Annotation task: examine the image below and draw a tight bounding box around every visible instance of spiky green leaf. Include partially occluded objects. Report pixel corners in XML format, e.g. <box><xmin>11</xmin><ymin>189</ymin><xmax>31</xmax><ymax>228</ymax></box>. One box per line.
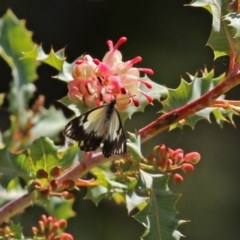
<box><xmin>24</xmin><ymin>45</ymin><xmax>66</xmax><ymax>72</ymax></box>
<box><xmin>187</xmin><ymin>0</ymin><xmax>223</xmax><ymax>31</ymax></box>
<box><xmin>187</xmin><ymin>0</ymin><xmax>240</xmax><ymax>59</ymax></box>
<box><xmin>121</xmin><ymin>76</ymin><xmax>168</xmax><ymax>122</ymax></box>
<box><xmin>134</xmin><ymin>171</ymin><xmax>184</xmax><ymax>240</ymax></box>
<box><xmin>0</xmin><ymin>147</ymin><xmax>31</xmax><ymax>187</ymax></box>
<box><xmin>30</xmin><ymin>106</ymin><xmax>67</xmax><ymax>140</ymax></box>
<box><xmin>42</xmin><ymin>196</ymin><xmax>75</xmax><ymax>220</ymax></box>
<box><xmin>85</xmin><ymin>167</ymin><xmax>127</xmax><ymax>205</ymax></box>
<box><xmin>27</xmin><ymin>137</ymin><xmax>77</xmax><ymax>175</ymax></box>
<box><xmin>162</xmin><ymin>69</ymin><xmax>237</xmax><ymax>128</ymax></box>
<box><xmin>0</xmin><ymin>10</ymin><xmax>37</xmax><ymax>114</ymax></box>
<box><xmin>222</xmin><ymin>12</ymin><xmax>240</xmax><ymax>63</ymax></box>
<box><xmin>0</xmin><ymin>137</ymin><xmax>77</xmax><ymax>188</ymax></box>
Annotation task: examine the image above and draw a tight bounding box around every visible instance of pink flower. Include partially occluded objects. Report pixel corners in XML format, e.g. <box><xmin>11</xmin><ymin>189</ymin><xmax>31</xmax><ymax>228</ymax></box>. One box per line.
<box><xmin>67</xmin><ymin>37</ymin><xmax>153</xmax><ymax>111</ymax></box>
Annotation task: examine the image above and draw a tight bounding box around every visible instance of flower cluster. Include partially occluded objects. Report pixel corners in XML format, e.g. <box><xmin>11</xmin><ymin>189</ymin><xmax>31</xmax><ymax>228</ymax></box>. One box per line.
<box><xmin>148</xmin><ymin>144</ymin><xmax>201</xmax><ymax>183</ymax></box>
<box><xmin>68</xmin><ymin>37</ymin><xmax>153</xmax><ymax>111</ymax></box>
<box><xmin>32</xmin><ymin>214</ymin><xmax>73</xmax><ymax>240</ymax></box>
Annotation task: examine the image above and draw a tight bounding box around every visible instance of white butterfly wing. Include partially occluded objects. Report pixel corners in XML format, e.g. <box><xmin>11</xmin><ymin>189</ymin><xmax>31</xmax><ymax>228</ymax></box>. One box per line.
<box><xmin>102</xmin><ymin>109</ymin><xmax>127</xmax><ymax>157</ymax></box>
<box><xmin>64</xmin><ymin>105</ymin><xmax>107</xmax><ymax>151</ymax></box>
<box><xmin>63</xmin><ymin>102</ymin><xmax>126</xmax><ymax>157</ymax></box>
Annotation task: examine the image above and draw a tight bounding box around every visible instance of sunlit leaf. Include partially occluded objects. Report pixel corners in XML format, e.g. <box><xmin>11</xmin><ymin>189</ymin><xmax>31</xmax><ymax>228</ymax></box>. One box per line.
<box><xmin>162</xmin><ymin>69</ymin><xmax>237</xmax><ymax>128</ymax></box>
<box><xmin>0</xmin><ymin>147</ymin><xmax>32</xmax><ymax>187</ymax></box>
<box><xmin>43</xmin><ymin>196</ymin><xmax>75</xmax><ymax>220</ymax></box>
<box><xmin>85</xmin><ymin>167</ymin><xmax>127</xmax><ymax>205</ymax></box>
<box><xmin>0</xmin><ymin>10</ymin><xmax>37</xmax><ymax>114</ymax></box>
<box><xmin>30</xmin><ymin>106</ymin><xmax>67</xmax><ymax>139</ymax></box>
<box><xmin>187</xmin><ymin>0</ymin><xmax>223</xmax><ymax>31</ymax></box>
<box><xmin>134</xmin><ymin>171</ymin><xmax>184</xmax><ymax>240</ymax></box>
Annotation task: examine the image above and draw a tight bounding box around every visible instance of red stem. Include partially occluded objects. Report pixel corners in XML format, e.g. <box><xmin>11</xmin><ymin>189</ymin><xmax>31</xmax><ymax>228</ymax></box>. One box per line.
<box><xmin>139</xmin><ymin>68</ymin><xmax>240</xmax><ymax>142</ymax></box>
<box><xmin>0</xmin><ymin>152</ymin><xmax>120</xmax><ymax>224</ymax></box>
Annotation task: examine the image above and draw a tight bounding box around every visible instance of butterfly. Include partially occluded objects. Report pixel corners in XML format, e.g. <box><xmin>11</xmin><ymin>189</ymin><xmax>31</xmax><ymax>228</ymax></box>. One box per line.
<box><xmin>63</xmin><ymin>100</ymin><xmax>127</xmax><ymax>158</ymax></box>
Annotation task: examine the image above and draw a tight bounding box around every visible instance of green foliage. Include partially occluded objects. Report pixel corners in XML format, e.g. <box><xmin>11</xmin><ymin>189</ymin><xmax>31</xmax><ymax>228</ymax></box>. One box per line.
<box><xmin>0</xmin><ymin>10</ymin><xmax>67</xmax><ymax>152</ymax></box>
<box><xmin>0</xmin><ymin>147</ymin><xmax>30</xmax><ymax>188</ymax></box>
<box><xmin>0</xmin><ymin>10</ymin><xmax>37</xmax><ymax>114</ymax></box>
<box><xmin>189</xmin><ymin>0</ymin><xmax>240</xmax><ymax>61</ymax></box>
<box><xmin>43</xmin><ymin>196</ymin><xmax>75</xmax><ymax>219</ymax></box>
<box><xmin>85</xmin><ymin>166</ymin><xmax>128</xmax><ymax>205</ymax></box>
<box><xmin>1</xmin><ymin>1</ymin><xmax>239</xmax><ymax>239</ymax></box>
<box><xmin>0</xmin><ymin>137</ymin><xmax>77</xmax><ymax>188</ymax></box>
<box><xmin>0</xmin><ymin>10</ymin><xmax>77</xmax><ymax>235</ymax></box>
<box><xmin>223</xmin><ymin>12</ymin><xmax>240</xmax><ymax>62</ymax></box>
<box><xmin>121</xmin><ymin>75</ymin><xmax>168</xmax><ymax>122</ymax></box>
<box><xmin>187</xmin><ymin>0</ymin><xmax>222</xmax><ymax>31</ymax></box>
<box><xmin>134</xmin><ymin>171</ymin><xmax>184</xmax><ymax>240</ymax></box>
<box><xmin>27</xmin><ymin>137</ymin><xmax>74</xmax><ymax>176</ymax></box>
<box><xmin>162</xmin><ymin>69</ymin><xmax>237</xmax><ymax>129</ymax></box>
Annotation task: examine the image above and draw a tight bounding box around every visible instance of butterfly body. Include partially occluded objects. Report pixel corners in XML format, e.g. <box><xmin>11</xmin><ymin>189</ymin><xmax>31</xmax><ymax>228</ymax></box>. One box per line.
<box><xmin>63</xmin><ymin>100</ymin><xmax>126</xmax><ymax>157</ymax></box>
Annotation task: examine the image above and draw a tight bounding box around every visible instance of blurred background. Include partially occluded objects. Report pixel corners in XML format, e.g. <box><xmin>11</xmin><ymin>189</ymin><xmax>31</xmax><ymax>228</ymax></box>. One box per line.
<box><xmin>0</xmin><ymin>0</ymin><xmax>240</xmax><ymax>239</ymax></box>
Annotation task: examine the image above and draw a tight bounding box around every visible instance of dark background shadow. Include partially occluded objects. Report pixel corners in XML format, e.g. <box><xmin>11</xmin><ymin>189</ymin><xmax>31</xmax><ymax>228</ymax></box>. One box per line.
<box><xmin>0</xmin><ymin>1</ymin><xmax>240</xmax><ymax>239</ymax></box>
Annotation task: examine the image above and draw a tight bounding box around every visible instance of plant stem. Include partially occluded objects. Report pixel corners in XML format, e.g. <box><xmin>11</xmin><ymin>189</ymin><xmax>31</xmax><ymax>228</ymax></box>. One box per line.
<box><xmin>0</xmin><ymin>192</ymin><xmax>35</xmax><ymax>224</ymax></box>
<box><xmin>139</xmin><ymin>68</ymin><xmax>240</xmax><ymax>142</ymax></box>
<box><xmin>0</xmin><ymin>152</ymin><xmax>120</xmax><ymax>225</ymax></box>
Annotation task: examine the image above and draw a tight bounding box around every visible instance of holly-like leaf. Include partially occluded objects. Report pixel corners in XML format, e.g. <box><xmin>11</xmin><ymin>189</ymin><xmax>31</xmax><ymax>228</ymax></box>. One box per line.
<box><xmin>24</xmin><ymin>45</ymin><xmax>66</xmax><ymax>72</ymax></box>
<box><xmin>162</xmin><ymin>69</ymin><xmax>237</xmax><ymax>128</ymax></box>
<box><xmin>24</xmin><ymin>45</ymin><xmax>79</xmax><ymax>82</ymax></box>
<box><xmin>27</xmin><ymin>137</ymin><xmax>77</xmax><ymax>176</ymax></box>
<box><xmin>187</xmin><ymin>0</ymin><xmax>223</xmax><ymax>32</ymax></box>
<box><xmin>0</xmin><ymin>10</ymin><xmax>37</xmax><ymax>114</ymax></box>
<box><xmin>208</xmin><ymin>11</ymin><xmax>240</xmax><ymax>60</ymax></box>
<box><xmin>30</xmin><ymin>106</ymin><xmax>67</xmax><ymax>140</ymax></box>
<box><xmin>187</xmin><ymin>0</ymin><xmax>240</xmax><ymax>60</ymax></box>
<box><xmin>126</xmin><ymin>191</ymin><xmax>148</xmax><ymax>213</ymax></box>
<box><xmin>224</xmin><ymin>12</ymin><xmax>240</xmax><ymax>38</ymax></box>
<box><xmin>127</xmin><ymin>132</ymin><xmax>144</xmax><ymax>162</ymax></box>
<box><xmin>222</xmin><ymin>12</ymin><xmax>240</xmax><ymax>63</ymax></box>
<box><xmin>43</xmin><ymin>196</ymin><xmax>75</xmax><ymax>220</ymax></box>
<box><xmin>0</xmin><ymin>148</ymin><xmax>31</xmax><ymax>188</ymax></box>
<box><xmin>134</xmin><ymin>170</ymin><xmax>184</xmax><ymax>240</ymax></box>
<box><xmin>0</xmin><ymin>137</ymin><xmax>78</xmax><ymax>189</ymax></box>
<box><xmin>120</xmin><ymin>75</ymin><xmax>168</xmax><ymax>122</ymax></box>
<box><xmin>85</xmin><ymin>167</ymin><xmax>127</xmax><ymax>205</ymax></box>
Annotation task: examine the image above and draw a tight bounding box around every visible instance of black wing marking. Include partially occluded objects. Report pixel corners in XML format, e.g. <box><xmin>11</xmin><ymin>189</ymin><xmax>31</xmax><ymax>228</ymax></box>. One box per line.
<box><xmin>63</xmin><ymin>101</ymin><xmax>127</xmax><ymax>157</ymax></box>
<box><xmin>63</xmin><ymin>105</ymin><xmax>107</xmax><ymax>151</ymax></box>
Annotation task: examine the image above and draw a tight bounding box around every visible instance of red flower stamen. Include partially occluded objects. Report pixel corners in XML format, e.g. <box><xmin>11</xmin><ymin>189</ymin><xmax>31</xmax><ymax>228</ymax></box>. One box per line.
<box><xmin>138</xmin><ymin>68</ymin><xmax>154</xmax><ymax>75</ymax></box>
<box><xmin>107</xmin><ymin>36</ymin><xmax>127</xmax><ymax>51</ymax></box>
<box><xmin>138</xmin><ymin>89</ymin><xmax>153</xmax><ymax>103</ymax></box>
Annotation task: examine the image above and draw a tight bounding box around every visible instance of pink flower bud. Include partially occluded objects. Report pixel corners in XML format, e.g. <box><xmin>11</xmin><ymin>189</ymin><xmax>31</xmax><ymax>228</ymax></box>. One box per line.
<box><xmin>38</xmin><ymin>220</ymin><xmax>45</xmax><ymax>233</ymax></box>
<box><xmin>32</xmin><ymin>226</ymin><xmax>38</xmax><ymax>236</ymax></box>
<box><xmin>59</xmin><ymin>233</ymin><xmax>74</xmax><ymax>240</ymax></box>
<box><xmin>181</xmin><ymin>163</ymin><xmax>194</xmax><ymax>173</ymax></box>
<box><xmin>172</xmin><ymin>148</ymin><xmax>184</xmax><ymax>157</ymax></box>
<box><xmin>174</xmin><ymin>152</ymin><xmax>184</xmax><ymax>165</ymax></box>
<box><xmin>51</xmin><ymin>222</ymin><xmax>60</xmax><ymax>232</ymax></box>
<box><xmin>173</xmin><ymin>173</ymin><xmax>184</xmax><ymax>183</ymax></box>
<box><xmin>184</xmin><ymin>152</ymin><xmax>201</xmax><ymax>164</ymax></box>
<box><xmin>58</xmin><ymin>219</ymin><xmax>67</xmax><ymax>229</ymax></box>
<box><xmin>62</xmin><ymin>191</ymin><xmax>74</xmax><ymax>200</ymax></box>
<box><xmin>166</xmin><ymin>159</ymin><xmax>173</xmax><ymax>167</ymax></box>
